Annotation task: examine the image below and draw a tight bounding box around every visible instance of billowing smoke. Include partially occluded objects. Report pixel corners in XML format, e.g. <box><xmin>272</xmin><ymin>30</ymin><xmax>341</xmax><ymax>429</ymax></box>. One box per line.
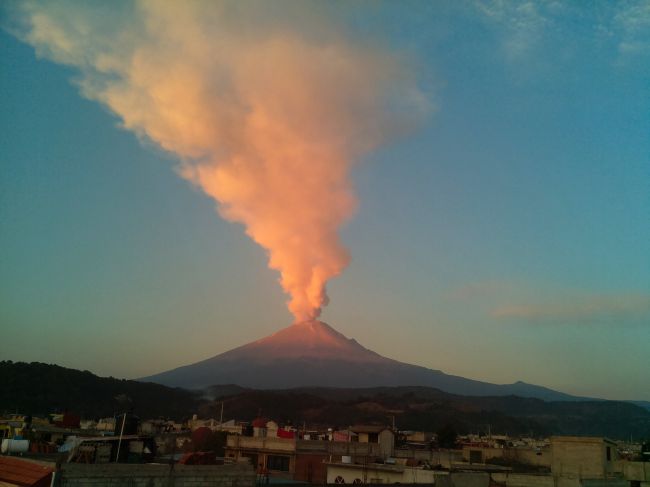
<box><xmin>7</xmin><ymin>1</ymin><xmax>428</xmax><ymax>321</ymax></box>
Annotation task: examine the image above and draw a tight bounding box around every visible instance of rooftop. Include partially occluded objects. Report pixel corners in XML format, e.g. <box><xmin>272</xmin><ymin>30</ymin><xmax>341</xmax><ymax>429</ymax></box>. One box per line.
<box><xmin>0</xmin><ymin>456</ymin><xmax>54</xmax><ymax>487</ymax></box>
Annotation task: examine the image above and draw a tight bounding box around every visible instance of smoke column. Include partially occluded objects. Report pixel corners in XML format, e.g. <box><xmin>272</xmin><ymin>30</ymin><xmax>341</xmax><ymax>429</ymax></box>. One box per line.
<box><xmin>7</xmin><ymin>1</ymin><xmax>428</xmax><ymax>321</ymax></box>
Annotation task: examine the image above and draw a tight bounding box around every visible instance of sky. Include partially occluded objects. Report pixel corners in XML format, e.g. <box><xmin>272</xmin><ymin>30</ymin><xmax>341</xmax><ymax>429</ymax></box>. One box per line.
<box><xmin>1</xmin><ymin>1</ymin><xmax>649</xmax><ymax>401</ymax></box>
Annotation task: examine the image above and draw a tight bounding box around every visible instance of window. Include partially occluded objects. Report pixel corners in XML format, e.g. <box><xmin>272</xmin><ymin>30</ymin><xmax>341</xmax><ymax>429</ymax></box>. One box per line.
<box><xmin>469</xmin><ymin>450</ymin><xmax>482</xmax><ymax>464</ymax></box>
<box><xmin>267</xmin><ymin>455</ymin><xmax>290</xmax><ymax>472</ymax></box>
<box><xmin>606</xmin><ymin>446</ymin><xmax>611</xmax><ymax>461</ymax></box>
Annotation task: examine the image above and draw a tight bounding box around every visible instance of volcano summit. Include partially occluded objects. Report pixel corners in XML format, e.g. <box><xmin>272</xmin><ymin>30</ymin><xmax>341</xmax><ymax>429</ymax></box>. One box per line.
<box><xmin>141</xmin><ymin>321</ymin><xmax>580</xmax><ymax>402</ymax></box>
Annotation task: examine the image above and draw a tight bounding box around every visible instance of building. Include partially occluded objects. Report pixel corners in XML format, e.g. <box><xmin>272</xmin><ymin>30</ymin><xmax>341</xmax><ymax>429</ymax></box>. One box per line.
<box><xmin>326</xmin><ymin>459</ymin><xmax>442</xmax><ymax>484</ymax></box>
<box><xmin>0</xmin><ymin>456</ymin><xmax>54</xmax><ymax>487</ymax></box>
<box><xmin>225</xmin><ymin>433</ymin><xmax>389</xmax><ymax>483</ymax></box>
<box><xmin>63</xmin><ymin>435</ymin><xmax>156</xmax><ymax>464</ymax></box>
<box><xmin>53</xmin><ymin>462</ymin><xmax>255</xmax><ymax>486</ymax></box>
<box><xmin>188</xmin><ymin>415</ymin><xmax>245</xmax><ymax>435</ymax></box>
<box><xmin>349</xmin><ymin>425</ymin><xmax>395</xmax><ymax>459</ymax></box>
<box><xmin>461</xmin><ymin>442</ymin><xmax>551</xmax><ymax>469</ymax></box>
<box><xmin>550</xmin><ymin>436</ymin><xmax>620</xmax><ymax>480</ymax></box>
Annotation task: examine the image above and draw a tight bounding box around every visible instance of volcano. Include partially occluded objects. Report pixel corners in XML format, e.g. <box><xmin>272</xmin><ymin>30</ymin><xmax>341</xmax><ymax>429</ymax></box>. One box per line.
<box><xmin>141</xmin><ymin>320</ymin><xmax>580</xmax><ymax>401</ymax></box>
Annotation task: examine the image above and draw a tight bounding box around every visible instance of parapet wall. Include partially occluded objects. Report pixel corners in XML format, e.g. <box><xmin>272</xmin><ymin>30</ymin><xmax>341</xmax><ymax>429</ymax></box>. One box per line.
<box><xmin>56</xmin><ymin>462</ymin><xmax>255</xmax><ymax>487</ymax></box>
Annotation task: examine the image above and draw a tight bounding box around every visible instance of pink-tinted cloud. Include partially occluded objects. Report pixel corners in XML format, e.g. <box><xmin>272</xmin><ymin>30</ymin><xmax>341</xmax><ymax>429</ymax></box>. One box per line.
<box><xmin>491</xmin><ymin>293</ymin><xmax>650</xmax><ymax>324</ymax></box>
<box><xmin>8</xmin><ymin>0</ymin><xmax>429</xmax><ymax>322</ymax></box>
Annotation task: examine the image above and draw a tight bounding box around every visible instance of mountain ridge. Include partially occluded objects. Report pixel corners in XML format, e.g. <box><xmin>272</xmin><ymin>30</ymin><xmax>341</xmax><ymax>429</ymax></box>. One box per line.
<box><xmin>215</xmin><ymin>320</ymin><xmax>390</xmax><ymax>364</ymax></box>
<box><xmin>3</xmin><ymin>361</ymin><xmax>650</xmax><ymax>438</ymax></box>
<box><xmin>140</xmin><ymin>320</ymin><xmax>597</xmax><ymax>402</ymax></box>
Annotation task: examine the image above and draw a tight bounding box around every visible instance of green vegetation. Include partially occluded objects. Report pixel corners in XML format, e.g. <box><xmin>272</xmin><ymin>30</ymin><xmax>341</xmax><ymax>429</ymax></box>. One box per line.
<box><xmin>436</xmin><ymin>423</ymin><xmax>458</xmax><ymax>448</ymax></box>
<box><xmin>0</xmin><ymin>361</ymin><xmax>200</xmax><ymax>420</ymax></box>
<box><xmin>2</xmin><ymin>362</ymin><xmax>649</xmax><ymax>439</ymax></box>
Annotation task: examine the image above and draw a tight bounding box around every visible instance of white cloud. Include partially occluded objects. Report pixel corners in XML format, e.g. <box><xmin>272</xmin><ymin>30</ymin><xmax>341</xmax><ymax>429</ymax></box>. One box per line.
<box><xmin>5</xmin><ymin>0</ymin><xmax>429</xmax><ymax>322</ymax></box>
<box><xmin>473</xmin><ymin>0</ymin><xmax>650</xmax><ymax>63</ymax></box>
<box><xmin>614</xmin><ymin>0</ymin><xmax>650</xmax><ymax>56</ymax></box>
<box><xmin>473</xmin><ymin>0</ymin><xmax>553</xmax><ymax>61</ymax></box>
<box><xmin>491</xmin><ymin>293</ymin><xmax>650</xmax><ymax>325</ymax></box>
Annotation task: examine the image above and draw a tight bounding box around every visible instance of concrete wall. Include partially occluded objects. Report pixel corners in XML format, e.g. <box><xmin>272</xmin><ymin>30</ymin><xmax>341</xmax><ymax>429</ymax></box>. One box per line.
<box><xmin>327</xmin><ymin>465</ymin><xmax>650</xmax><ymax>487</ymax></box>
<box><xmin>622</xmin><ymin>461</ymin><xmax>650</xmax><ymax>482</ymax></box>
<box><xmin>227</xmin><ymin>436</ymin><xmax>380</xmax><ymax>457</ymax></box>
<box><xmin>394</xmin><ymin>448</ymin><xmax>464</xmax><ymax>468</ymax></box>
<box><xmin>327</xmin><ymin>464</ymin><xmax>480</xmax><ymax>485</ymax></box>
<box><xmin>228</xmin><ymin>436</ymin><xmax>296</xmax><ymax>453</ymax></box>
<box><xmin>405</xmin><ymin>432</ymin><xmax>431</xmax><ymax>443</ymax></box>
<box><xmin>513</xmin><ymin>448</ymin><xmax>552</xmax><ymax>468</ymax></box>
<box><xmin>378</xmin><ymin>430</ymin><xmax>395</xmax><ymax>459</ymax></box>
<box><xmin>581</xmin><ymin>480</ymin><xmax>632</xmax><ymax>487</ymax></box>
<box><xmin>462</xmin><ymin>446</ymin><xmax>551</xmax><ymax>468</ymax></box>
<box><xmin>450</xmin><ymin>472</ymin><xmax>489</xmax><ymax>487</ymax></box>
<box><xmin>551</xmin><ymin>438</ymin><xmax>610</xmax><ymax>479</ymax></box>
<box><xmin>556</xmin><ymin>474</ymin><xmax>582</xmax><ymax>487</ymax></box>
<box><xmin>226</xmin><ymin>436</ymin><xmax>380</xmax><ymax>465</ymax></box>
<box><xmin>326</xmin><ymin>463</ymin><xmax>412</xmax><ymax>484</ymax></box>
<box><xmin>297</xmin><ymin>439</ymin><xmax>379</xmax><ymax>457</ymax></box>
<box><xmin>325</xmin><ymin>464</ymin><xmax>650</xmax><ymax>487</ymax></box>
<box><xmin>56</xmin><ymin>463</ymin><xmax>255</xmax><ymax>487</ymax></box>
<box><xmin>225</xmin><ymin>435</ymin><xmax>385</xmax><ymax>482</ymax></box>
<box><xmin>491</xmin><ymin>473</ymin><xmax>555</xmax><ymax>487</ymax></box>
<box><xmin>462</xmin><ymin>447</ymin><xmax>502</xmax><ymax>463</ymax></box>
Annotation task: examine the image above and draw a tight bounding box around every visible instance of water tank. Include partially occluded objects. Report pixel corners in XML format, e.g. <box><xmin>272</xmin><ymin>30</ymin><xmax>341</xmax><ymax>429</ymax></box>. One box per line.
<box><xmin>342</xmin><ymin>455</ymin><xmax>352</xmax><ymax>464</ymax></box>
<box><xmin>1</xmin><ymin>439</ymin><xmax>29</xmax><ymax>454</ymax></box>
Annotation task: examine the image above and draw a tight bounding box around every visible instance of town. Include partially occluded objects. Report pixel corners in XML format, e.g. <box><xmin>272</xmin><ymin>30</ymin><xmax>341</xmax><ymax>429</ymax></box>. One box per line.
<box><xmin>1</xmin><ymin>411</ymin><xmax>649</xmax><ymax>487</ymax></box>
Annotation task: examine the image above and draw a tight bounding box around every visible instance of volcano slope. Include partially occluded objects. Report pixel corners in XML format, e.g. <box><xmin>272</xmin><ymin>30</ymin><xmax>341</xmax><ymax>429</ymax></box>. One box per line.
<box><xmin>141</xmin><ymin>320</ymin><xmax>582</xmax><ymax>402</ymax></box>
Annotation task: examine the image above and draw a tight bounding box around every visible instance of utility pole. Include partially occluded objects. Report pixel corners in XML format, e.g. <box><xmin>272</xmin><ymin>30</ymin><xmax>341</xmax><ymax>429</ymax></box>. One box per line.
<box><xmin>115</xmin><ymin>413</ymin><xmax>127</xmax><ymax>463</ymax></box>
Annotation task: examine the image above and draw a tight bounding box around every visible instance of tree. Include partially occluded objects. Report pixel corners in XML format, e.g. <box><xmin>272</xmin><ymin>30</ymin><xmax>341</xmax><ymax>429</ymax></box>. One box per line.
<box><xmin>191</xmin><ymin>428</ymin><xmax>227</xmax><ymax>455</ymax></box>
<box><xmin>640</xmin><ymin>440</ymin><xmax>650</xmax><ymax>462</ymax></box>
<box><xmin>436</xmin><ymin>423</ymin><xmax>458</xmax><ymax>449</ymax></box>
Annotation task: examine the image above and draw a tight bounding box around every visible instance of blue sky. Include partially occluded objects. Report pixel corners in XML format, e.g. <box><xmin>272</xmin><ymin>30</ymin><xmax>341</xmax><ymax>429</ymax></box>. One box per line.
<box><xmin>1</xmin><ymin>1</ymin><xmax>649</xmax><ymax>400</ymax></box>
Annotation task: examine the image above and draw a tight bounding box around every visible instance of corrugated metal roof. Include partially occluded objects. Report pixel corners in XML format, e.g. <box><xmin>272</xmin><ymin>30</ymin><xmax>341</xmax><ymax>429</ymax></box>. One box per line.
<box><xmin>0</xmin><ymin>457</ymin><xmax>54</xmax><ymax>487</ymax></box>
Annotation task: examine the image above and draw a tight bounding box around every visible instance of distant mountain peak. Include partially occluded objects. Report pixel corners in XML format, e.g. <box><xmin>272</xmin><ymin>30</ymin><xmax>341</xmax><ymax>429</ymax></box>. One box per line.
<box><xmin>140</xmin><ymin>320</ymin><xmax>586</xmax><ymax>402</ymax></box>
<box><xmin>261</xmin><ymin>320</ymin><xmax>356</xmax><ymax>346</ymax></box>
<box><xmin>228</xmin><ymin>320</ymin><xmax>387</xmax><ymax>363</ymax></box>
<box><xmin>263</xmin><ymin>319</ymin><xmax>345</xmax><ymax>342</ymax></box>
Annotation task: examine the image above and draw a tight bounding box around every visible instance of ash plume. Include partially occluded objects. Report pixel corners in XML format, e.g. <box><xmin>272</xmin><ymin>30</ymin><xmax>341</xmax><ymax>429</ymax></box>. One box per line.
<box><xmin>7</xmin><ymin>1</ymin><xmax>428</xmax><ymax>321</ymax></box>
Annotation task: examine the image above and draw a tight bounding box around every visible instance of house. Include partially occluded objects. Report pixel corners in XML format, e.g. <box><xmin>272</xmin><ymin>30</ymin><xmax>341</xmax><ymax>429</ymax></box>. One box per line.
<box><xmin>0</xmin><ymin>456</ymin><xmax>54</xmax><ymax>487</ymax></box>
<box><xmin>349</xmin><ymin>425</ymin><xmax>395</xmax><ymax>459</ymax></box>
<box><xmin>326</xmin><ymin>459</ymin><xmax>442</xmax><ymax>484</ymax></box>
<box><xmin>550</xmin><ymin>436</ymin><xmax>620</xmax><ymax>479</ymax></box>
<box><xmin>461</xmin><ymin>442</ymin><xmax>551</xmax><ymax>469</ymax></box>
<box><xmin>64</xmin><ymin>435</ymin><xmax>156</xmax><ymax>464</ymax></box>
<box><xmin>225</xmin><ymin>433</ymin><xmax>385</xmax><ymax>483</ymax></box>
<box><xmin>187</xmin><ymin>416</ymin><xmax>245</xmax><ymax>435</ymax></box>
